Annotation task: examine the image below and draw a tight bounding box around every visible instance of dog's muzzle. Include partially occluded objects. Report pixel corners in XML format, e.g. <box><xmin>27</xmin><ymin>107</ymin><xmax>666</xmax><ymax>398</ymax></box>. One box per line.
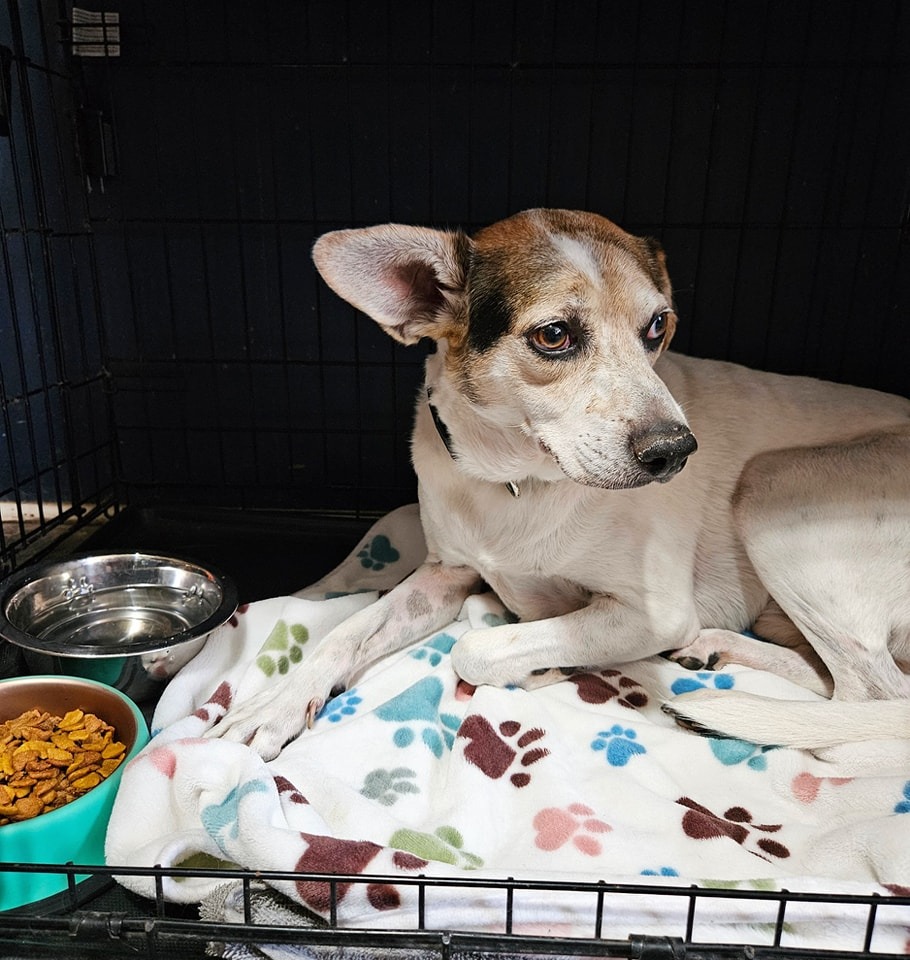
<box><xmin>630</xmin><ymin>422</ymin><xmax>698</xmax><ymax>482</ymax></box>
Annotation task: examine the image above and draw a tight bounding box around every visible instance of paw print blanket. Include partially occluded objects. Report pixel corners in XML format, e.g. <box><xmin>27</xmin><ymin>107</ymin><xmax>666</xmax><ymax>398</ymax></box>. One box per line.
<box><xmin>106</xmin><ymin>505</ymin><xmax>910</xmax><ymax>951</ymax></box>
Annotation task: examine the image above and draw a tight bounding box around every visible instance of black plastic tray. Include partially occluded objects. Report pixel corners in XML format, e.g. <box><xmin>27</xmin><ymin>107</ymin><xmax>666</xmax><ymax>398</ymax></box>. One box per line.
<box><xmin>81</xmin><ymin>505</ymin><xmax>377</xmax><ymax>604</ymax></box>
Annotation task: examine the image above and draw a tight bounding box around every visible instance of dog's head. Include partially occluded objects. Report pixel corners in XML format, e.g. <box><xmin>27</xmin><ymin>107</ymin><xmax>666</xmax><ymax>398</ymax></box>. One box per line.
<box><xmin>313</xmin><ymin>209</ymin><xmax>696</xmax><ymax>490</ymax></box>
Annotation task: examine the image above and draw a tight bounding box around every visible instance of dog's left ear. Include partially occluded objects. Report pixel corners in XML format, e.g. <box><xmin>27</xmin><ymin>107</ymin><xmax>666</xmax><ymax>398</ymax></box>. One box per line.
<box><xmin>641</xmin><ymin>237</ymin><xmax>673</xmax><ymax>305</ymax></box>
<box><xmin>312</xmin><ymin>225</ymin><xmax>471</xmax><ymax>344</ymax></box>
<box><xmin>640</xmin><ymin>237</ymin><xmax>677</xmax><ymax>350</ymax></box>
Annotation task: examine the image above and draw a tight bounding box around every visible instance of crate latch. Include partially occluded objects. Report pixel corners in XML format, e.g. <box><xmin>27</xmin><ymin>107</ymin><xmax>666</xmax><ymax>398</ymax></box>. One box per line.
<box><xmin>71</xmin><ymin>8</ymin><xmax>120</xmax><ymax>58</ymax></box>
<box><xmin>68</xmin><ymin>910</ymin><xmax>129</xmax><ymax>940</ymax></box>
<box><xmin>628</xmin><ymin>934</ymin><xmax>688</xmax><ymax>960</ymax></box>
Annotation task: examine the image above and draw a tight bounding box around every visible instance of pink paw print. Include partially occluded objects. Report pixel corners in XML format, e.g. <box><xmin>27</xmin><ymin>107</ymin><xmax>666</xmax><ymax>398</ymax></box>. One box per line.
<box><xmin>533</xmin><ymin>803</ymin><xmax>611</xmax><ymax>856</ymax></box>
<box><xmin>791</xmin><ymin>772</ymin><xmax>852</xmax><ymax>802</ymax></box>
<box><xmin>455</xmin><ymin>679</ymin><xmax>477</xmax><ymax>701</ymax></box>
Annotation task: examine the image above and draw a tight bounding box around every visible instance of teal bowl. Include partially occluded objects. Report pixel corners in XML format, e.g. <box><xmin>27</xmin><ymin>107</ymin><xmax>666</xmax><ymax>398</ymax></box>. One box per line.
<box><xmin>0</xmin><ymin>675</ymin><xmax>149</xmax><ymax>912</ymax></box>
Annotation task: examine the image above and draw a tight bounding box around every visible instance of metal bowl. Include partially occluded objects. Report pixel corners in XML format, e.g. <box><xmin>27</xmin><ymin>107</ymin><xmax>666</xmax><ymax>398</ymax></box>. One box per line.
<box><xmin>0</xmin><ymin>675</ymin><xmax>150</xmax><ymax>911</ymax></box>
<box><xmin>0</xmin><ymin>553</ymin><xmax>238</xmax><ymax>702</ymax></box>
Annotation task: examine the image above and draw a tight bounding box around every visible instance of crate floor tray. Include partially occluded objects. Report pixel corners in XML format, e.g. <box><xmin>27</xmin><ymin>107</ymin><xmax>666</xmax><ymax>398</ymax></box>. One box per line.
<box><xmin>83</xmin><ymin>506</ymin><xmax>375</xmax><ymax>603</ymax></box>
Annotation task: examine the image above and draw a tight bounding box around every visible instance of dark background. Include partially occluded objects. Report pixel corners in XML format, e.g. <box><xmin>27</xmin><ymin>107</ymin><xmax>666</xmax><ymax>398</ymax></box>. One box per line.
<box><xmin>2</xmin><ymin>0</ymin><xmax>909</xmax><ymax>574</ymax></box>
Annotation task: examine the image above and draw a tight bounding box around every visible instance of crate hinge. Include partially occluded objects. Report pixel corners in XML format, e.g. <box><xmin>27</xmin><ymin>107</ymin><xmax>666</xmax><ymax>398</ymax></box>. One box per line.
<box><xmin>67</xmin><ymin>910</ymin><xmax>129</xmax><ymax>940</ymax></box>
<box><xmin>629</xmin><ymin>934</ymin><xmax>688</xmax><ymax>960</ymax></box>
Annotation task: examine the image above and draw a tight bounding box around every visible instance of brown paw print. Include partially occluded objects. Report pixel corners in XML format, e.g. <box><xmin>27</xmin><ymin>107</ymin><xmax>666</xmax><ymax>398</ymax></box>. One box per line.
<box><xmin>193</xmin><ymin>680</ymin><xmax>233</xmax><ymax>723</ymax></box>
<box><xmin>274</xmin><ymin>774</ymin><xmax>308</xmax><ymax>805</ymax></box>
<box><xmin>228</xmin><ymin>603</ymin><xmax>250</xmax><ymax>628</ymax></box>
<box><xmin>568</xmin><ymin>669</ymin><xmax>649</xmax><ymax>709</ymax></box>
<box><xmin>296</xmin><ymin>834</ymin><xmax>403</xmax><ymax>913</ymax></box>
<box><xmin>678</xmin><ymin>796</ymin><xmax>790</xmax><ymax>862</ymax></box>
<box><xmin>457</xmin><ymin>715</ymin><xmax>549</xmax><ymax>787</ymax></box>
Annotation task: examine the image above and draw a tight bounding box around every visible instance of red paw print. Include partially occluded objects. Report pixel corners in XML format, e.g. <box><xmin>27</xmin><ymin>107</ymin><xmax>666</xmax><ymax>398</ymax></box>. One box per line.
<box><xmin>568</xmin><ymin>670</ymin><xmax>649</xmax><ymax>709</ymax></box>
<box><xmin>458</xmin><ymin>716</ymin><xmax>549</xmax><ymax>787</ymax></box>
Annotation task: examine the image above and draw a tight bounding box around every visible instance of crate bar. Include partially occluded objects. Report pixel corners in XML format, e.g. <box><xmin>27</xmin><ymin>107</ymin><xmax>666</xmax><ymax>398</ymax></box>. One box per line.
<box><xmin>773</xmin><ymin>890</ymin><xmax>788</xmax><ymax>948</ymax></box>
<box><xmin>2</xmin><ymin>915</ymin><xmax>909</xmax><ymax>960</ymax></box>
<box><xmin>4</xmin><ymin>860</ymin><xmax>909</xmax><ymax>905</ymax></box>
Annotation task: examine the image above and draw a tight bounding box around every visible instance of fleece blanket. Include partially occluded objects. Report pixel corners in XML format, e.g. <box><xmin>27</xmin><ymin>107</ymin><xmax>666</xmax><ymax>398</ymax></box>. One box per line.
<box><xmin>106</xmin><ymin>505</ymin><xmax>910</xmax><ymax>952</ymax></box>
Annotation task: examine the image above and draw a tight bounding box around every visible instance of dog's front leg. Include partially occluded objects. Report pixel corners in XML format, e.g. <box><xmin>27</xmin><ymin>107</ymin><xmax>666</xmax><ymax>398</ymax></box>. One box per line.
<box><xmin>451</xmin><ymin>594</ymin><xmax>696</xmax><ymax>688</ymax></box>
<box><xmin>208</xmin><ymin>561</ymin><xmax>482</xmax><ymax>759</ymax></box>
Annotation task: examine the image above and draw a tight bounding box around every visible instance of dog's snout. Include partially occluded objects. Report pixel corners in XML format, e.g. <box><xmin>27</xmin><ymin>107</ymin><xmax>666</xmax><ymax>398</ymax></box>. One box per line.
<box><xmin>631</xmin><ymin>422</ymin><xmax>697</xmax><ymax>481</ymax></box>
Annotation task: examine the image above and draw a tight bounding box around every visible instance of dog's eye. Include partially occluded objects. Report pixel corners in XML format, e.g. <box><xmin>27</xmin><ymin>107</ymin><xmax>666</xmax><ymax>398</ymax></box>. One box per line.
<box><xmin>528</xmin><ymin>322</ymin><xmax>574</xmax><ymax>355</ymax></box>
<box><xmin>644</xmin><ymin>311</ymin><xmax>670</xmax><ymax>347</ymax></box>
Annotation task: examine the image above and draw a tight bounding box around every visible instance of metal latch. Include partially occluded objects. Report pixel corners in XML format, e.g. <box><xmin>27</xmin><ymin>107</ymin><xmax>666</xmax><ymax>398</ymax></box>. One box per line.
<box><xmin>71</xmin><ymin>8</ymin><xmax>120</xmax><ymax>58</ymax></box>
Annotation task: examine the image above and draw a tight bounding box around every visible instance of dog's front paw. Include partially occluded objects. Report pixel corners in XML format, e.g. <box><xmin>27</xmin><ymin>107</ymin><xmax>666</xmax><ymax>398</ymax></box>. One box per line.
<box><xmin>451</xmin><ymin>627</ymin><xmax>520</xmax><ymax>687</ymax></box>
<box><xmin>205</xmin><ymin>678</ymin><xmax>326</xmax><ymax>760</ymax></box>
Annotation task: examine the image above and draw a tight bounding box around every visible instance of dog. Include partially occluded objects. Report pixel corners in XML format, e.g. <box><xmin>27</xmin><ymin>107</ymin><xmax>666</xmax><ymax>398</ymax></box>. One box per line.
<box><xmin>209</xmin><ymin>209</ymin><xmax>910</xmax><ymax>765</ymax></box>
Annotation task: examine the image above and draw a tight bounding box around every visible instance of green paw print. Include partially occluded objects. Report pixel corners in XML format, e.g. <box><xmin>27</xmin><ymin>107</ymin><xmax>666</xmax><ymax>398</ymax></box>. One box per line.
<box><xmin>704</xmin><ymin>877</ymin><xmax>780</xmax><ymax>892</ymax></box>
<box><xmin>360</xmin><ymin>767</ymin><xmax>420</xmax><ymax>806</ymax></box>
<box><xmin>358</xmin><ymin>534</ymin><xmax>400</xmax><ymax>571</ymax></box>
<box><xmin>256</xmin><ymin>619</ymin><xmax>309</xmax><ymax>677</ymax></box>
<box><xmin>482</xmin><ymin>609</ymin><xmax>519</xmax><ymax>628</ymax></box>
<box><xmin>389</xmin><ymin>825</ymin><xmax>483</xmax><ymax>869</ymax></box>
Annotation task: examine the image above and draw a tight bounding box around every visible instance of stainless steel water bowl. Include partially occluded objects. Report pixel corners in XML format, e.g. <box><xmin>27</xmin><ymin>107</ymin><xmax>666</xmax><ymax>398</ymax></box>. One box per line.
<box><xmin>0</xmin><ymin>554</ymin><xmax>238</xmax><ymax>700</ymax></box>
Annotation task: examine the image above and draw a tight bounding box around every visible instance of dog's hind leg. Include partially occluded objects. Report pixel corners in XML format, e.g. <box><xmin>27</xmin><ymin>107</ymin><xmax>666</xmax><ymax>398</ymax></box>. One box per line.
<box><xmin>733</xmin><ymin>426</ymin><xmax>910</xmax><ymax>704</ymax></box>
<box><xmin>667</xmin><ymin>625</ymin><xmax>833</xmax><ymax>697</ymax></box>
<box><xmin>667</xmin><ymin>427</ymin><xmax>910</xmax><ymax>752</ymax></box>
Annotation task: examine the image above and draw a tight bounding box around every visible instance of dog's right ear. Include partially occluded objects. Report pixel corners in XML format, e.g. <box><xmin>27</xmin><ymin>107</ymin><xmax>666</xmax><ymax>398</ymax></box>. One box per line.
<box><xmin>312</xmin><ymin>225</ymin><xmax>471</xmax><ymax>345</ymax></box>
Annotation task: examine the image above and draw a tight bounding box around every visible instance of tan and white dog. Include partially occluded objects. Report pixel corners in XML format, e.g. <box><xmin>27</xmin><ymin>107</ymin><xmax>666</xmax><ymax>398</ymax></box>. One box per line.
<box><xmin>211</xmin><ymin>209</ymin><xmax>910</xmax><ymax>765</ymax></box>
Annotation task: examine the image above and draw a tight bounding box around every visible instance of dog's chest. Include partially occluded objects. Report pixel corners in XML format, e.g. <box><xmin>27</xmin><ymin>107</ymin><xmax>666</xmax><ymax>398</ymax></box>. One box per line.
<box><xmin>420</xmin><ymin>479</ymin><xmax>643</xmax><ymax>620</ymax></box>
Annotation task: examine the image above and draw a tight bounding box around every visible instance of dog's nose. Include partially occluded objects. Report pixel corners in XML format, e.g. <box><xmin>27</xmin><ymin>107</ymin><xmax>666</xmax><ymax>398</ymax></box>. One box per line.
<box><xmin>631</xmin><ymin>422</ymin><xmax>697</xmax><ymax>481</ymax></box>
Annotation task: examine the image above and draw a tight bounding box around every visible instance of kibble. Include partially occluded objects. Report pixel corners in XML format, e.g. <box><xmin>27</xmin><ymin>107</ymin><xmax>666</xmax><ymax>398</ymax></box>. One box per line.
<box><xmin>0</xmin><ymin>707</ymin><xmax>126</xmax><ymax>825</ymax></box>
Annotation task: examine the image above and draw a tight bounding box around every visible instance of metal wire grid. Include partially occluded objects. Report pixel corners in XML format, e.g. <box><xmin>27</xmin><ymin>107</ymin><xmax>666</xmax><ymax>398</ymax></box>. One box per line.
<box><xmin>80</xmin><ymin>0</ymin><xmax>910</xmax><ymax>521</ymax></box>
<box><xmin>0</xmin><ymin>0</ymin><xmax>119</xmax><ymax>575</ymax></box>
<box><xmin>0</xmin><ymin>0</ymin><xmax>908</xmax><ymax>561</ymax></box>
<box><xmin>1</xmin><ymin>862</ymin><xmax>908</xmax><ymax>960</ymax></box>
<box><xmin>0</xmin><ymin>6</ymin><xmax>909</xmax><ymax>947</ymax></box>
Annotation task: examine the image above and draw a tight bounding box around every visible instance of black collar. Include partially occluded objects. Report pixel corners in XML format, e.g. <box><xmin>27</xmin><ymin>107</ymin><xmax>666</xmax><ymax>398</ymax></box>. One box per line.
<box><xmin>427</xmin><ymin>389</ymin><xmax>456</xmax><ymax>460</ymax></box>
<box><xmin>425</xmin><ymin>387</ymin><xmax>520</xmax><ymax>498</ymax></box>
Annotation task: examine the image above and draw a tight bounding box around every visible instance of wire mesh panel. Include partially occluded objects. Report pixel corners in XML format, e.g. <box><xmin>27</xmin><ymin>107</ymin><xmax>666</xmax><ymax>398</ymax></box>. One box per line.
<box><xmin>0</xmin><ymin>0</ymin><xmax>117</xmax><ymax>575</ymax></box>
<box><xmin>73</xmin><ymin>0</ymin><xmax>909</xmax><ymax>518</ymax></box>
<box><xmin>0</xmin><ymin>3</ymin><xmax>909</xmax><ymax>955</ymax></box>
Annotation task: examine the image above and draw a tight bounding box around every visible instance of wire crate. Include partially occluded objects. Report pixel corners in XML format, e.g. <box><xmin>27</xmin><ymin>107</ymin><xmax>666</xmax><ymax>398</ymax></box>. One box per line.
<box><xmin>1</xmin><ymin>862</ymin><xmax>909</xmax><ymax>960</ymax></box>
<box><xmin>1</xmin><ymin>0</ymin><xmax>909</xmax><ymax>956</ymax></box>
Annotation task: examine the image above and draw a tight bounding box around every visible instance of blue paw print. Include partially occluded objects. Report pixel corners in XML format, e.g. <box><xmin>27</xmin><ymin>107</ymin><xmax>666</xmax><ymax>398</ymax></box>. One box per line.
<box><xmin>394</xmin><ymin>716</ymin><xmax>461</xmax><ymax>757</ymax></box>
<box><xmin>670</xmin><ymin>671</ymin><xmax>735</xmax><ymax>696</ymax></box>
<box><xmin>358</xmin><ymin>534</ymin><xmax>400</xmax><ymax>571</ymax></box>
<box><xmin>709</xmin><ymin>737</ymin><xmax>776</xmax><ymax>771</ymax></box>
<box><xmin>318</xmin><ymin>688</ymin><xmax>363</xmax><ymax>723</ymax></box>
<box><xmin>591</xmin><ymin>725</ymin><xmax>646</xmax><ymax>767</ymax></box>
<box><xmin>201</xmin><ymin>779</ymin><xmax>270</xmax><ymax>844</ymax></box>
<box><xmin>375</xmin><ymin>676</ymin><xmax>461</xmax><ymax>758</ymax></box>
<box><xmin>641</xmin><ymin>866</ymin><xmax>679</xmax><ymax>877</ymax></box>
<box><xmin>411</xmin><ymin>632</ymin><xmax>457</xmax><ymax>667</ymax></box>
<box><xmin>895</xmin><ymin>782</ymin><xmax>910</xmax><ymax>814</ymax></box>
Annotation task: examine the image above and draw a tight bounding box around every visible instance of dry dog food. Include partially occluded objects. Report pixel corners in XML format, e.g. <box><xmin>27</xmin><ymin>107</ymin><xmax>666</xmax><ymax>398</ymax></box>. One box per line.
<box><xmin>0</xmin><ymin>707</ymin><xmax>126</xmax><ymax>824</ymax></box>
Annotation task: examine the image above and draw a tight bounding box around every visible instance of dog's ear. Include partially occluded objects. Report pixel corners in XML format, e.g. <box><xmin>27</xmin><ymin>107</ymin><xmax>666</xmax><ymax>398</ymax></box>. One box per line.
<box><xmin>640</xmin><ymin>237</ymin><xmax>673</xmax><ymax>304</ymax></box>
<box><xmin>640</xmin><ymin>237</ymin><xmax>677</xmax><ymax>351</ymax></box>
<box><xmin>312</xmin><ymin>225</ymin><xmax>471</xmax><ymax>344</ymax></box>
